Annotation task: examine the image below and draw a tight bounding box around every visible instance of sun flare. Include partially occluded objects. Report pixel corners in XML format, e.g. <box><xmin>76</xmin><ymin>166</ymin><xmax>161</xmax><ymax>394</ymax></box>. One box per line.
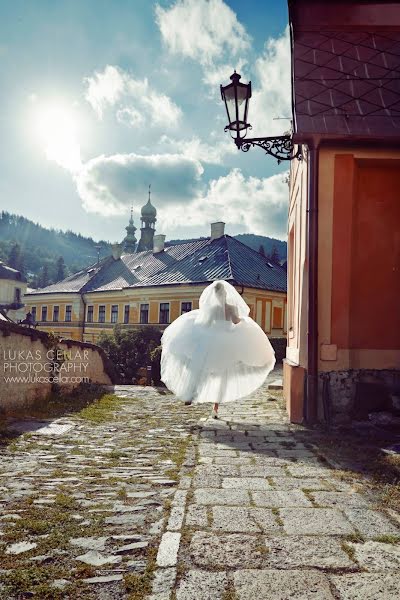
<box><xmin>33</xmin><ymin>104</ymin><xmax>82</xmax><ymax>173</ymax></box>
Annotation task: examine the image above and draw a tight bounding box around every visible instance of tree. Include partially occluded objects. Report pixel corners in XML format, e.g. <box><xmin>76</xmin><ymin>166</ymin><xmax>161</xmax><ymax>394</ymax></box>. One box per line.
<box><xmin>55</xmin><ymin>256</ymin><xmax>66</xmax><ymax>282</ymax></box>
<box><xmin>259</xmin><ymin>244</ymin><xmax>266</xmax><ymax>257</ymax></box>
<box><xmin>8</xmin><ymin>242</ymin><xmax>23</xmax><ymax>272</ymax></box>
<box><xmin>39</xmin><ymin>264</ymin><xmax>49</xmax><ymax>288</ymax></box>
<box><xmin>269</xmin><ymin>244</ymin><xmax>280</xmax><ymax>265</ymax></box>
<box><xmin>98</xmin><ymin>325</ymin><xmax>162</xmax><ymax>384</ymax></box>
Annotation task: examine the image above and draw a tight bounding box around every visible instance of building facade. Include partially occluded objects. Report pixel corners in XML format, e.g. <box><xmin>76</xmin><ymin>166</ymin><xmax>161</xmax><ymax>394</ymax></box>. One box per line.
<box><xmin>25</xmin><ymin>222</ymin><xmax>287</xmax><ymax>344</ymax></box>
<box><xmin>285</xmin><ymin>0</ymin><xmax>400</xmax><ymax>423</ymax></box>
<box><xmin>0</xmin><ymin>261</ymin><xmax>27</xmax><ymax>322</ymax></box>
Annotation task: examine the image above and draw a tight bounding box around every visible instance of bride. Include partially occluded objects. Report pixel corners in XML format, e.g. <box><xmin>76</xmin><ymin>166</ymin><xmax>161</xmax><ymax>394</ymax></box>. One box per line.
<box><xmin>160</xmin><ymin>280</ymin><xmax>276</xmax><ymax>418</ymax></box>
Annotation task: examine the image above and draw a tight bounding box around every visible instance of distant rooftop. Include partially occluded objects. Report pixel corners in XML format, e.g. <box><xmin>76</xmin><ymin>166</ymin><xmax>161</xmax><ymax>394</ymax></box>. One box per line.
<box><xmin>0</xmin><ymin>261</ymin><xmax>26</xmax><ymax>283</ymax></box>
<box><xmin>26</xmin><ymin>235</ymin><xmax>287</xmax><ymax>296</ymax></box>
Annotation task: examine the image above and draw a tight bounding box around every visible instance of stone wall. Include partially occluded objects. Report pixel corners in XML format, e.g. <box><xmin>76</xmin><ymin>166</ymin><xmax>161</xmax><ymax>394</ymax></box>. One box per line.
<box><xmin>0</xmin><ymin>320</ymin><xmax>115</xmax><ymax>413</ymax></box>
<box><xmin>319</xmin><ymin>369</ymin><xmax>400</xmax><ymax>424</ymax></box>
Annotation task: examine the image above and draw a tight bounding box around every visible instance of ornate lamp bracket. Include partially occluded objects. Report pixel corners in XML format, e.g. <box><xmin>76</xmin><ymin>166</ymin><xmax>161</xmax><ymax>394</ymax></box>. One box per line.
<box><xmin>233</xmin><ymin>134</ymin><xmax>302</xmax><ymax>164</ymax></box>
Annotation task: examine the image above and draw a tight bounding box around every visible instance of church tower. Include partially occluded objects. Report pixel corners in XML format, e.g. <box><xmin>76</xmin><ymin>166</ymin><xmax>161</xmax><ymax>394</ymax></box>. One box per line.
<box><xmin>137</xmin><ymin>185</ymin><xmax>157</xmax><ymax>252</ymax></box>
<box><xmin>123</xmin><ymin>206</ymin><xmax>137</xmax><ymax>253</ymax></box>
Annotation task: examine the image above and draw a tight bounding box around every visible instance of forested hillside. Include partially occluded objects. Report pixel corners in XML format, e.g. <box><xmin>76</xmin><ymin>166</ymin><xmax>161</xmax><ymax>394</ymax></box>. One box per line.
<box><xmin>0</xmin><ymin>212</ymin><xmax>287</xmax><ymax>287</ymax></box>
<box><xmin>0</xmin><ymin>212</ymin><xmax>110</xmax><ymax>287</ymax></box>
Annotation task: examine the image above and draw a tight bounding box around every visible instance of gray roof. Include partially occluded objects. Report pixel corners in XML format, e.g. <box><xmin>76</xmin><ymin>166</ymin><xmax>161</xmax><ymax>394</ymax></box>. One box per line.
<box><xmin>26</xmin><ymin>235</ymin><xmax>287</xmax><ymax>296</ymax></box>
<box><xmin>0</xmin><ymin>261</ymin><xmax>26</xmax><ymax>283</ymax></box>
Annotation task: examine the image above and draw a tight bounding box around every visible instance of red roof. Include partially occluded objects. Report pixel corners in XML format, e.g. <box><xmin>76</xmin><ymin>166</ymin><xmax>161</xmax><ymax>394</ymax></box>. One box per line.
<box><xmin>289</xmin><ymin>1</ymin><xmax>400</xmax><ymax>139</ymax></box>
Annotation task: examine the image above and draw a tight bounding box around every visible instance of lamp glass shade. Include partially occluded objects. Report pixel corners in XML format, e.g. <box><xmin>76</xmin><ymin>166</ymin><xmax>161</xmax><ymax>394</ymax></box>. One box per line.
<box><xmin>220</xmin><ymin>72</ymin><xmax>251</xmax><ymax>138</ymax></box>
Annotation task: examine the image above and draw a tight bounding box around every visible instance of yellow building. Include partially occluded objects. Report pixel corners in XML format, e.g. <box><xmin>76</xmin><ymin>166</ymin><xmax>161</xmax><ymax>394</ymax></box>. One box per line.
<box><xmin>25</xmin><ymin>216</ymin><xmax>287</xmax><ymax>343</ymax></box>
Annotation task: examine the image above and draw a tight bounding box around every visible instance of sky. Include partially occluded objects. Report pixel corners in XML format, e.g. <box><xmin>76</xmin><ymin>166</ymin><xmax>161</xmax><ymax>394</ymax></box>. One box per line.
<box><xmin>0</xmin><ymin>0</ymin><xmax>292</xmax><ymax>244</ymax></box>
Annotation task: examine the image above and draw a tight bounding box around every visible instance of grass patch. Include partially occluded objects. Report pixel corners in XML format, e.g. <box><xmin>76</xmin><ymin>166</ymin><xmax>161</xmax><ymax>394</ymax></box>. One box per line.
<box><xmin>341</xmin><ymin>542</ymin><xmax>356</xmax><ymax>562</ymax></box>
<box><xmin>271</xmin><ymin>508</ymin><xmax>283</xmax><ymax>526</ymax></box>
<box><xmin>77</xmin><ymin>394</ymin><xmax>127</xmax><ymax>423</ymax></box>
<box><xmin>222</xmin><ymin>584</ymin><xmax>239</xmax><ymax>600</ymax></box>
<box><xmin>1</xmin><ymin>565</ymin><xmax>64</xmax><ymax>597</ymax></box>
<box><xmin>124</xmin><ymin>545</ymin><xmax>157</xmax><ymax>600</ymax></box>
<box><xmin>373</xmin><ymin>534</ymin><xmax>400</xmax><ymax>544</ymax></box>
<box><xmin>344</xmin><ymin>532</ymin><xmax>365</xmax><ymax>544</ymax></box>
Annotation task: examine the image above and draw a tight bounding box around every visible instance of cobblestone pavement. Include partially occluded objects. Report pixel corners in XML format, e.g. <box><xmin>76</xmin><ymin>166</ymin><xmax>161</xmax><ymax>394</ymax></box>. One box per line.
<box><xmin>1</xmin><ymin>369</ymin><xmax>400</xmax><ymax>599</ymax></box>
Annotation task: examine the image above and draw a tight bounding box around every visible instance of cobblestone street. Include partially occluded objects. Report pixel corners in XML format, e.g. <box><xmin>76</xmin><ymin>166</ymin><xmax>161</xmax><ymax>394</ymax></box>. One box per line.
<box><xmin>1</xmin><ymin>373</ymin><xmax>400</xmax><ymax>599</ymax></box>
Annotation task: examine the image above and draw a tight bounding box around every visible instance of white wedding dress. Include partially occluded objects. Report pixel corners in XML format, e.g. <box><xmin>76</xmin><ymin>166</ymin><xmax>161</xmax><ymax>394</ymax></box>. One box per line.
<box><xmin>161</xmin><ymin>280</ymin><xmax>276</xmax><ymax>404</ymax></box>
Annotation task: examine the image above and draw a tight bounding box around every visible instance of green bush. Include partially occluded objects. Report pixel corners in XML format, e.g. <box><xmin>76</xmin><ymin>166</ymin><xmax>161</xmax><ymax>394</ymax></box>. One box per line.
<box><xmin>97</xmin><ymin>325</ymin><xmax>162</xmax><ymax>384</ymax></box>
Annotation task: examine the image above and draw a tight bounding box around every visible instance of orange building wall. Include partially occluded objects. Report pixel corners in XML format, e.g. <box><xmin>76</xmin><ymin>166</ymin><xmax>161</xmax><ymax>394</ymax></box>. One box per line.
<box><xmin>331</xmin><ymin>155</ymin><xmax>400</xmax><ymax>353</ymax></box>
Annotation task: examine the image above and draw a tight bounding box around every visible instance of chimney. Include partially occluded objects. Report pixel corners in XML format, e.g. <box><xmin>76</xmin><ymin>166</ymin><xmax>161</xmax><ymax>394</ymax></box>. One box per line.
<box><xmin>211</xmin><ymin>222</ymin><xmax>225</xmax><ymax>240</ymax></box>
<box><xmin>153</xmin><ymin>234</ymin><xmax>166</xmax><ymax>253</ymax></box>
<box><xmin>111</xmin><ymin>243</ymin><xmax>123</xmax><ymax>260</ymax></box>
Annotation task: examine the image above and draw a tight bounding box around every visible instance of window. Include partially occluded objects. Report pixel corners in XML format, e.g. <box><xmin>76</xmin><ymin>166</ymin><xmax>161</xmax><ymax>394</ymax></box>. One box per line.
<box><xmin>87</xmin><ymin>305</ymin><xmax>94</xmax><ymax>323</ymax></box>
<box><xmin>41</xmin><ymin>306</ymin><xmax>47</xmax><ymax>322</ymax></box>
<box><xmin>124</xmin><ymin>305</ymin><xmax>130</xmax><ymax>324</ymax></box>
<box><xmin>98</xmin><ymin>305</ymin><xmax>106</xmax><ymax>323</ymax></box>
<box><xmin>111</xmin><ymin>305</ymin><xmax>118</xmax><ymax>323</ymax></box>
<box><xmin>181</xmin><ymin>301</ymin><xmax>192</xmax><ymax>314</ymax></box>
<box><xmin>65</xmin><ymin>305</ymin><xmax>72</xmax><ymax>322</ymax></box>
<box><xmin>273</xmin><ymin>306</ymin><xmax>283</xmax><ymax>329</ymax></box>
<box><xmin>53</xmin><ymin>306</ymin><xmax>59</xmax><ymax>322</ymax></box>
<box><xmin>160</xmin><ymin>302</ymin><xmax>170</xmax><ymax>324</ymax></box>
<box><xmin>140</xmin><ymin>303</ymin><xmax>149</xmax><ymax>324</ymax></box>
<box><xmin>14</xmin><ymin>288</ymin><xmax>21</xmax><ymax>303</ymax></box>
<box><xmin>31</xmin><ymin>307</ymin><xmax>37</xmax><ymax>322</ymax></box>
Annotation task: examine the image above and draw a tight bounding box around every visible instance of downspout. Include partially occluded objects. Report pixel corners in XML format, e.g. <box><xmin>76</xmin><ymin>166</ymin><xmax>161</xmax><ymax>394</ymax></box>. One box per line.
<box><xmin>306</xmin><ymin>138</ymin><xmax>319</xmax><ymax>423</ymax></box>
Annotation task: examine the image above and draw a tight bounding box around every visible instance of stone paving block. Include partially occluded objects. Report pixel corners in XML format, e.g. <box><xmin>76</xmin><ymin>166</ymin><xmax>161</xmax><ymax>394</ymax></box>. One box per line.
<box><xmin>185</xmin><ymin>505</ymin><xmax>209</xmax><ymax>528</ymax></box>
<box><xmin>343</xmin><ymin>508</ymin><xmax>400</xmax><ymax>537</ymax></box>
<box><xmin>234</xmin><ymin>569</ymin><xmax>335</xmax><ymax>600</ymax></box>
<box><xmin>349</xmin><ymin>540</ymin><xmax>400</xmax><ymax>571</ymax></box>
<box><xmin>212</xmin><ymin>506</ymin><xmax>261</xmax><ymax>533</ymax></box>
<box><xmin>252</xmin><ymin>490</ymin><xmax>312</xmax><ymax>508</ymax></box>
<box><xmin>330</xmin><ymin>572</ymin><xmax>400</xmax><ymax>599</ymax></box>
<box><xmin>239</xmin><ymin>466</ymin><xmax>286</xmax><ymax>477</ymax></box>
<box><xmin>286</xmin><ymin>465</ymin><xmax>334</xmax><ymax>478</ymax></box>
<box><xmin>265</xmin><ymin>535</ymin><xmax>355</xmax><ymax>569</ymax></box>
<box><xmin>150</xmin><ymin>567</ymin><xmax>176</xmax><ymax>597</ymax></box>
<box><xmin>222</xmin><ymin>477</ymin><xmax>272</xmax><ymax>491</ymax></box>
<box><xmin>189</xmin><ymin>532</ymin><xmax>265</xmax><ymax>568</ymax></box>
<box><xmin>214</xmin><ymin>457</ymin><xmax>253</xmax><ymax>465</ymax></box>
<box><xmin>193</xmin><ymin>488</ymin><xmax>250</xmax><ymax>506</ymax></box>
<box><xmin>195</xmin><ymin>465</ymin><xmax>239</xmax><ymax>477</ymax></box>
<box><xmin>167</xmin><ymin>506</ymin><xmax>185</xmax><ymax>531</ymax></box>
<box><xmin>311</xmin><ymin>491</ymin><xmax>370</xmax><ymax>510</ymax></box>
<box><xmin>192</xmin><ymin>474</ymin><xmax>221</xmax><ymax>488</ymax></box>
<box><xmin>281</xmin><ymin>508</ymin><xmax>355</xmax><ymax>535</ymax></box>
<box><xmin>157</xmin><ymin>532</ymin><xmax>181</xmax><ymax>567</ymax></box>
<box><xmin>250</xmin><ymin>508</ymin><xmax>282</xmax><ymax>532</ymax></box>
<box><xmin>272</xmin><ymin>477</ymin><xmax>332</xmax><ymax>490</ymax></box>
<box><xmin>176</xmin><ymin>569</ymin><xmax>228</xmax><ymax>600</ymax></box>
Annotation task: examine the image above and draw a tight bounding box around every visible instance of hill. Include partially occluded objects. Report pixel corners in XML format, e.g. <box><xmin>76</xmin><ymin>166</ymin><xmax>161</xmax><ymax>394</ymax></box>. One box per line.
<box><xmin>0</xmin><ymin>212</ymin><xmax>287</xmax><ymax>286</ymax></box>
<box><xmin>0</xmin><ymin>212</ymin><xmax>111</xmax><ymax>287</ymax></box>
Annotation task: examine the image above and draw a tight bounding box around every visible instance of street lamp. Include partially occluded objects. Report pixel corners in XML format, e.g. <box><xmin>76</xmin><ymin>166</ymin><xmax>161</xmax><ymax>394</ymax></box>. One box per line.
<box><xmin>220</xmin><ymin>71</ymin><xmax>302</xmax><ymax>163</ymax></box>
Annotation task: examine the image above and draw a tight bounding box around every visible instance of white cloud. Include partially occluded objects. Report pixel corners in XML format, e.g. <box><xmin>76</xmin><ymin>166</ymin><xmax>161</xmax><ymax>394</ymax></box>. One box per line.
<box><xmin>249</xmin><ymin>27</ymin><xmax>292</xmax><ymax>136</ymax></box>
<box><xmin>75</xmin><ymin>152</ymin><xmax>204</xmax><ymax>216</ymax></box>
<box><xmin>84</xmin><ymin>65</ymin><xmax>182</xmax><ymax>128</ymax></box>
<box><xmin>159</xmin><ymin>134</ymin><xmax>236</xmax><ymax>165</ymax></box>
<box><xmin>159</xmin><ymin>168</ymin><xmax>289</xmax><ymax>239</ymax></box>
<box><xmin>155</xmin><ymin>0</ymin><xmax>250</xmax><ymax>66</ymax></box>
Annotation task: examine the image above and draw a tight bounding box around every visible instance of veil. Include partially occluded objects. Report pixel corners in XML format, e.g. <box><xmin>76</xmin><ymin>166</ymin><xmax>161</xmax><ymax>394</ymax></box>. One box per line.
<box><xmin>196</xmin><ymin>280</ymin><xmax>250</xmax><ymax>326</ymax></box>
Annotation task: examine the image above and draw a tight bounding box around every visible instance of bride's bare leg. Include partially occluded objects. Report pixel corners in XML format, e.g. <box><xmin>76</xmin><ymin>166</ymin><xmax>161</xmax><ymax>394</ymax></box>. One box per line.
<box><xmin>214</xmin><ymin>403</ymin><xmax>219</xmax><ymax>412</ymax></box>
<box><xmin>212</xmin><ymin>402</ymin><xmax>219</xmax><ymax>419</ymax></box>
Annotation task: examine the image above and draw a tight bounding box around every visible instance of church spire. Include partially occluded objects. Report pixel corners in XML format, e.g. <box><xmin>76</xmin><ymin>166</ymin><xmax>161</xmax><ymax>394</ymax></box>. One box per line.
<box><xmin>123</xmin><ymin>204</ymin><xmax>137</xmax><ymax>253</ymax></box>
<box><xmin>137</xmin><ymin>185</ymin><xmax>157</xmax><ymax>252</ymax></box>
